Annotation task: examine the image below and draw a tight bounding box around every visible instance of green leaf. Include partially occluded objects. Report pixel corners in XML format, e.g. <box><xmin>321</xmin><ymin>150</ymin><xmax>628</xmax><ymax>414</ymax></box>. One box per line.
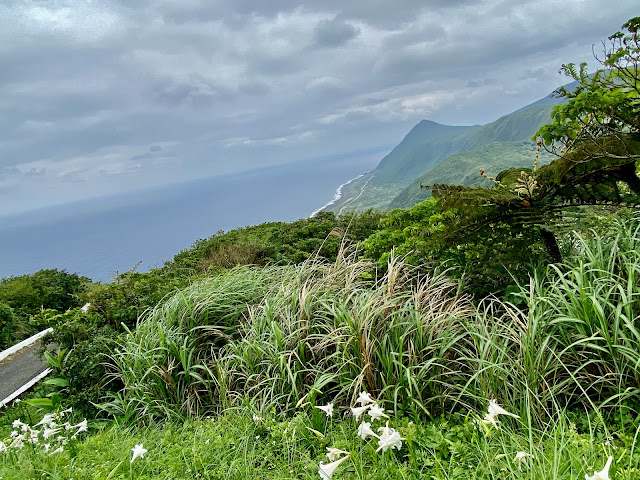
<box><xmin>44</xmin><ymin>377</ymin><xmax>69</xmax><ymax>387</ymax></box>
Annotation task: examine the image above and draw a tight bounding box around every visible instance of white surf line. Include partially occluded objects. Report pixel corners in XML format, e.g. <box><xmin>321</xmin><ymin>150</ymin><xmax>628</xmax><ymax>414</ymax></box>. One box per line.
<box><xmin>0</xmin><ymin>328</ymin><xmax>53</xmax><ymax>363</ymax></box>
<box><xmin>309</xmin><ymin>171</ymin><xmax>371</xmax><ymax>217</ymax></box>
<box><xmin>338</xmin><ymin>173</ymin><xmax>375</xmax><ymax>215</ymax></box>
<box><xmin>0</xmin><ymin>368</ymin><xmax>52</xmax><ymax>409</ymax></box>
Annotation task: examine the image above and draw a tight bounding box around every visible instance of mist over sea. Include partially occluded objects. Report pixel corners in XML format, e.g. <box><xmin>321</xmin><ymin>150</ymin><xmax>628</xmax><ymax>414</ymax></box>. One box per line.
<box><xmin>0</xmin><ymin>157</ymin><xmax>378</xmax><ymax>282</ymax></box>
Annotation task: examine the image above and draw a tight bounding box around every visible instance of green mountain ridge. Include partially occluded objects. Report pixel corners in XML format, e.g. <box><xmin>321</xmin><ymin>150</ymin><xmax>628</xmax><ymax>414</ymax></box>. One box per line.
<box><xmin>389</xmin><ymin>140</ymin><xmax>555</xmax><ymax>209</ymax></box>
<box><xmin>330</xmin><ymin>88</ymin><xmax>567</xmax><ymax>213</ymax></box>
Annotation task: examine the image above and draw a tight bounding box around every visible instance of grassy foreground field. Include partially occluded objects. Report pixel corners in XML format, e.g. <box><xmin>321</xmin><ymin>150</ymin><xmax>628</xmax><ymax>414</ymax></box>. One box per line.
<box><xmin>1</xmin><ymin>401</ymin><xmax>638</xmax><ymax>479</ymax></box>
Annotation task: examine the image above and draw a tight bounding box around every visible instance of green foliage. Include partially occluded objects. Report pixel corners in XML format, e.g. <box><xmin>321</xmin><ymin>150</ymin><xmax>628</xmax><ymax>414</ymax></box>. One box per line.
<box><xmin>169</xmin><ymin>210</ymin><xmax>384</xmax><ymax>273</ymax></box>
<box><xmin>0</xmin><ymin>403</ymin><xmax>638</xmax><ymax>479</ymax></box>
<box><xmin>0</xmin><ymin>269</ymin><xmax>92</xmax><ymax>348</ymax></box>
<box><xmin>0</xmin><ymin>269</ymin><xmax>91</xmax><ymax>318</ymax></box>
<box><xmin>0</xmin><ymin>301</ymin><xmax>16</xmax><ymax>350</ymax></box>
<box><xmin>390</xmin><ymin>140</ymin><xmax>555</xmax><ymax>209</ymax></box>
<box><xmin>361</xmin><ymin>197</ymin><xmax>546</xmax><ymax>298</ymax></box>
<box><xmin>536</xmin><ymin>17</ymin><xmax>640</xmax><ymax>163</ymax></box>
<box><xmin>87</xmin><ymin>270</ymin><xmax>187</xmax><ymax>329</ymax></box>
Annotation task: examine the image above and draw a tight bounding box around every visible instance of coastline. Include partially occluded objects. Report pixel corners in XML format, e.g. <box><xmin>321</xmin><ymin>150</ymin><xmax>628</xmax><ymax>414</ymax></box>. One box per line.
<box><xmin>310</xmin><ymin>171</ymin><xmax>373</xmax><ymax>217</ymax></box>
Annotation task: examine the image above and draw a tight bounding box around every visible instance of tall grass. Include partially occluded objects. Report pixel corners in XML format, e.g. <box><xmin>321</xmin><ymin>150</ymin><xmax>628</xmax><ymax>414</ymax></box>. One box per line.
<box><xmin>106</xmin><ymin>216</ymin><xmax>640</xmax><ymax>425</ymax></box>
<box><xmin>106</xmin><ymin>251</ymin><xmax>471</xmax><ymax>422</ymax></box>
<box><xmin>450</xmin><ymin>216</ymin><xmax>640</xmax><ymax>420</ymax></box>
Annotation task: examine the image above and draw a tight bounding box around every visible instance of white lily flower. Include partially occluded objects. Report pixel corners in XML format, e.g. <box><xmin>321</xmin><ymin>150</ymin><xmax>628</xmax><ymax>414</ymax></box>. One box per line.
<box><xmin>74</xmin><ymin>419</ymin><xmax>88</xmax><ymax>434</ymax></box>
<box><xmin>315</xmin><ymin>403</ymin><xmax>334</xmax><ymax>418</ymax></box>
<box><xmin>35</xmin><ymin>414</ymin><xmax>58</xmax><ymax>427</ymax></box>
<box><xmin>130</xmin><ymin>444</ymin><xmax>148</xmax><ymax>463</ymax></box>
<box><xmin>585</xmin><ymin>455</ymin><xmax>613</xmax><ymax>480</ymax></box>
<box><xmin>356</xmin><ymin>391</ymin><xmax>375</xmax><ymax>406</ymax></box>
<box><xmin>81</xmin><ymin>303</ymin><xmax>90</xmax><ymax>313</ymax></box>
<box><xmin>476</xmin><ymin>413</ymin><xmax>499</xmax><ymax>428</ymax></box>
<box><xmin>43</xmin><ymin>427</ymin><xmax>61</xmax><ymax>439</ymax></box>
<box><xmin>49</xmin><ymin>446</ymin><xmax>64</xmax><ymax>455</ymax></box>
<box><xmin>12</xmin><ymin>419</ymin><xmax>25</xmax><ymax>429</ymax></box>
<box><xmin>318</xmin><ymin>454</ymin><xmax>350</xmax><ymax>480</ymax></box>
<box><xmin>0</xmin><ymin>441</ymin><xmax>6</xmax><ymax>453</ymax></box>
<box><xmin>367</xmin><ymin>404</ymin><xmax>389</xmax><ymax>421</ymax></box>
<box><xmin>10</xmin><ymin>430</ymin><xmax>18</xmax><ymax>438</ymax></box>
<box><xmin>376</xmin><ymin>421</ymin><xmax>405</xmax><ymax>452</ymax></box>
<box><xmin>326</xmin><ymin>447</ymin><xmax>350</xmax><ymax>462</ymax></box>
<box><xmin>350</xmin><ymin>404</ymin><xmax>371</xmax><ymax>420</ymax></box>
<box><xmin>9</xmin><ymin>435</ymin><xmax>24</xmax><ymax>449</ymax></box>
<box><xmin>488</xmin><ymin>400</ymin><xmax>519</xmax><ymax>419</ymax></box>
<box><xmin>357</xmin><ymin>421</ymin><xmax>379</xmax><ymax>440</ymax></box>
<box><xmin>514</xmin><ymin>451</ymin><xmax>533</xmax><ymax>470</ymax></box>
<box><xmin>43</xmin><ymin>443</ymin><xmax>51</xmax><ymax>453</ymax></box>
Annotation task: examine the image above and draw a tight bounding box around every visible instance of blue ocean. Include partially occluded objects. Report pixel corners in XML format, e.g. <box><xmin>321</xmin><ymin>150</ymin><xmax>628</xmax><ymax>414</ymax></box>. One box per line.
<box><xmin>0</xmin><ymin>157</ymin><xmax>378</xmax><ymax>282</ymax></box>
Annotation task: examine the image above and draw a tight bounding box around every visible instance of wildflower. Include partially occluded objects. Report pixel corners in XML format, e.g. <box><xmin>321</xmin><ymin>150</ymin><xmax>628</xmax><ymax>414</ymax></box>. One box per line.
<box><xmin>476</xmin><ymin>413</ymin><xmax>499</xmax><ymax>428</ymax></box>
<box><xmin>130</xmin><ymin>444</ymin><xmax>148</xmax><ymax>463</ymax></box>
<box><xmin>318</xmin><ymin>454</ymin><xmax>350</xmax><ymax>480</ymax></box>
<box><xmin>514</xmin><ymin>451</ymin><xmax>532</xmax><ymax>470</ymax></box>
<box><xmin>12</xmin><ymin>419</ymin><xmax>25</xmax><ymax>430</ymax></box>
<box><xmin>43</xmin><ymin>427</ymin><xmax>61</xmax><ymax>439</ymax></box>
<box><xmin>357</xmin><ymin>421</ymin><xmax>379</xmax><ymax>440</ymax></box>
<box><xmin>367</xmin><ymin>404</ymin><xmax>389</xmax><ymax>422</ymax></box>
<box><xmin>73</xmin><ymin>419</ymin><xmax>88</xmax><ymax>434</ymax></box>
<box><xmin>356</xmin><ymin>391</ymin><xmax>375</xmax><ymax>406</ymax></box>
<box><xmin>9</xmin><ymin>435</ymin><xmax>24</xmax><ymax>449</ymax></box>
<box><xmin>252</xmin><ymin>414</ymin><xmax>263</xmax><ymax>422</ymax></box>
<box><xmin>10</xmin><ymin>431</ymin><xmax>18</xmax><ymax>438</ymax></box>
<box><xmin>0</xmin><ymin>442</ymin><xmax>6</xmax><ymax>453</ymax></box>
<box><xmin>35</xmin><ymin>414</ymin><xmax>58</xmax><ymax>427</ymax></box>
<box><xmin>49</xmin><ymin>446</ymin><xmax>64</xmax><ymax>455</ymax></box>
<box><xmin>43</xmin><ymin>443</ymin><xmax>51</xmax><ymax>453</ymax></box>
<box><xmin>585</xmin><ymin>456</ymin><xmax>613</xmax><ymax>480</ymax></box>
<box><xmin>315</xmin><ymin>403</ymin><xmax>334</xmax><ymax>418</ymax></box>
<box><xmin>488</xmin><ymin>400</ymin><xmax>519</xmax><ymax>419</ymax></box>
<box><xmin>376</xmin><ymin>422</ymin><xmax>405</xmax><ymax>452</ymax></box>
<box><xmin>326</xmin><ymin>447</ymin><xmax>350</xmax><ymax>462</ymax></box>
<box><xmin>350</xmin><ymin>404</ymin><xmax>371</xmax><ymax>421</ymax></box>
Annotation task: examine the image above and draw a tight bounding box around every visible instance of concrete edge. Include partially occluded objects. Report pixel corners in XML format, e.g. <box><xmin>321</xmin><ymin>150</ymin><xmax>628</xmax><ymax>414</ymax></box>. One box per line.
<box><xmin>0</xmin><ymin>368</ymin><xmax>52</xmax><ymax>409</ymax></box>
<box><xmin>0</xmin><ymin>328</ymin><xmax>54</xmax><ymax>363</ymax></box>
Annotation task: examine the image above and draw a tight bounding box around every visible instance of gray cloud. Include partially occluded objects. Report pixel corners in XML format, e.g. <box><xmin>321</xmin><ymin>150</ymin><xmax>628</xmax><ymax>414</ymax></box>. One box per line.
<box><xmin>312</xmin><ymin>18</ymin><xmax>360</xmax><ymax>48</ymax></box>
<box><xmin>0</xmin><ymin>0</ymin><xmax>638</xmax><ymax>214</ymax></box>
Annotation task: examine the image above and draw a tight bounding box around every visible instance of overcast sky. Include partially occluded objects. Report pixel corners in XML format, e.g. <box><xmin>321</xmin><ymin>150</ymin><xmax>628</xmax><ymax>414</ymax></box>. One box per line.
<box><xmin>0</xmin><ymin>0</ymin><xmax>637</xmax><ymax>214</ymax></box>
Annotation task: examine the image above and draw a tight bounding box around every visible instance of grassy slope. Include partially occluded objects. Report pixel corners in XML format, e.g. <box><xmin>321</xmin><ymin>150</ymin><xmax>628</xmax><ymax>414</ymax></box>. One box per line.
<box><xmin>334</xmin><ymin>104</ymin><xmax>558</xmax><ymax>212</ymax></box>
<box><xmin>389</xmin><ymin>140</ymin><xmax>555</xmax><ymax>209</ymax></box>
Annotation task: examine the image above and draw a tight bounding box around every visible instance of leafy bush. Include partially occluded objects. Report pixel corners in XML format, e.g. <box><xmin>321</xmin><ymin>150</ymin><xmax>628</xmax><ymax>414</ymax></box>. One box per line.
<box><xmin>0</xmin><ymin>269</ymin><xmax>91</xmax><ymax>319</ymax></box>
<box><xmin>0</xmin><ymin>301</ymin><xmax>17</xmax><ymax>350</ymax></box>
